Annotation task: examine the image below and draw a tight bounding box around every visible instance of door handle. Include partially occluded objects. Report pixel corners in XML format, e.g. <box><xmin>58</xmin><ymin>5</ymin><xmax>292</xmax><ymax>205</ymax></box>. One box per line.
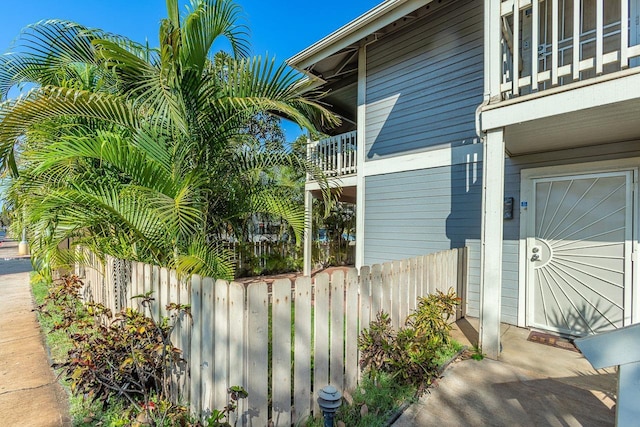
<box><xmin>531</xmin><ymin>254</ymin><xmax>540</xmax><ymax>261</ymax></box>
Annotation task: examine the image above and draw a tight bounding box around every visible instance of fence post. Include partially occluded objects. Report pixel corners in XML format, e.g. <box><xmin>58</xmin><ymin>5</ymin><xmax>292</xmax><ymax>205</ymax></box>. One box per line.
<box><xmin>246</xmin><ymin>282</ymin><xmax>269</xmax><ymax>426</ymax></box>
<box><xmin>330</xmin><ymin>270</ymin><xmax>345</xmax><ymax>390</ymax></box>
<box><xmin>344</xmin><ymin>268</ymin><xmax>359</xmax><ymax>391</ymax></box>
<box><xmin>314</xmin><ymin>273</ymin><xmax>331</xmax><ymax>415</ymax></box>
<box><xmin>294</xmin><ymin>276</ymin><xmax>313</xmax><ymax>424</ymax></box>
<box><xmin>272</xmin><ymin>279</ymin><xmax>293</xmax><ymax>426</ymax></box>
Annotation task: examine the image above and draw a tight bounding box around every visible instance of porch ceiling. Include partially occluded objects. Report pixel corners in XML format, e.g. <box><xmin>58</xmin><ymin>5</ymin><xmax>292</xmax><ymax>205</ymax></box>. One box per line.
<box><xmin>482</xmin><ymin>70</ymin><xmax>640</xmax><ymax>156</ymax></box>
<box><xmin>505</xmin><ymin>98</ymin><xmax>640</xmax><ymax>156</ymax></box>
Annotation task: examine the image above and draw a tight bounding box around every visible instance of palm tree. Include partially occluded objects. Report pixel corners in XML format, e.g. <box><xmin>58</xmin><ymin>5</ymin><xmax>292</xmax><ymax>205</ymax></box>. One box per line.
<box><xmin>0</xmin><ymin>0</ymin><xmax>336</xmax><ymax>279</ymax></box>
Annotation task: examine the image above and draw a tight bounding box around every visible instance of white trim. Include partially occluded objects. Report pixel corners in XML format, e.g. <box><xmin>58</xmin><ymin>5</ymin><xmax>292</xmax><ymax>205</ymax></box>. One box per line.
<box><xmin>305</xmin><ymin>175</ymin><xmax>357</xmax><ymax>192</ymax></box>
<box><xmin>479</xmin><ymin>129</ymin><xmax>505</xmax><ymax>359</ymax></box>
<box><xmin>517</xmin><ymin>236</ymin><xmax>527</xmax><ymax>327</ymax></box>
<box><xmin>303</xmin><ymin>190</ymin><xmax>313</xmax><ymax>277</ymax></box>
<box><xmin>355</xmin><ymin>45</ymin><xmax>367</xmax><ymax>271</ymax></box>
<box><xmin>634</xmin><ymin>169</ymin><xmax>639</xmax><ymax>325</ymax></box>
<box><xmin>362</xmin><ymin>143</ymin><xmax>483</xmax><ymax>177</ymax></box>
<box><xmin>520</xmin><ymin>158</ymin><xmax>640</xmax><ymax>181</ymax></box>
<box><xmin>482</xmin><ymin>69</ymin><xmax>640</xmax><ymax>130</ymax></box>
<box><xmin>287</xmin><ymin>0</ymin><xmax>433</xmax><ymax>70</ymax></box>
<box><xmin>519</xmin><ymin>158</ymin><xmax>640</xmax><ymax>333</ymax></box>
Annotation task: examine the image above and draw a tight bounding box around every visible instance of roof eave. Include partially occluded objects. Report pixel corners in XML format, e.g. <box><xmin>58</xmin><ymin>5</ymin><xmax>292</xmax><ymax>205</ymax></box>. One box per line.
<box><xmin>287</xmin><ymin>0</ymin><xmax>433</xmax><ymax>71</ymax></box>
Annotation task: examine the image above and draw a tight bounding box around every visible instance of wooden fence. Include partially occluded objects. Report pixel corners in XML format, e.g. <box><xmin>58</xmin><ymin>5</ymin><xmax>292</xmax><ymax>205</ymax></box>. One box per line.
<box><xmin>80</xmin><ymin>247</ymin><xmax>468</xmax><ymax>426</ymax></box>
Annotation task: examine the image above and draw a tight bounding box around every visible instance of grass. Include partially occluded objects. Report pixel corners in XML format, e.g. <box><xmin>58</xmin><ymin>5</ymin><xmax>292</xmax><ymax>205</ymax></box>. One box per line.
<box><xmin>304</xmin><ymin>372</ymin><xmax>416</xmax><ymax>427</ymax></box>
<box><xmin>304</xmin><ymin>339</ymin><xmax>464</xmax><ymax>427</ymax></box>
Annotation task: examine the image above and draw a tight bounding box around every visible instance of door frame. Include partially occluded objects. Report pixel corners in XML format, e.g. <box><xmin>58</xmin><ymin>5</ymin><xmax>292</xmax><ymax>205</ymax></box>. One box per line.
<box><xmin>519</xmin><ymin>158</ymin><xmax>640</xmax><ymax>331</ymax></box>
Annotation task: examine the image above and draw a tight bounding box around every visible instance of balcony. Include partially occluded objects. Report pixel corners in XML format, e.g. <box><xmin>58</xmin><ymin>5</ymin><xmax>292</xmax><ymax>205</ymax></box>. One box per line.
<box><xmin>482</xmin><ymin>0</ymin><xmax>640</xmax><ymax>155</ymax></box>
<box><xmin>308</xmin><ymin>131</ymin><xmax>357</xmax><ymax>178</ymax></box>
<box><xmin>500</xmin><ymin>0</ymin><xmax>640</xmax><ymax>99</ymax></box>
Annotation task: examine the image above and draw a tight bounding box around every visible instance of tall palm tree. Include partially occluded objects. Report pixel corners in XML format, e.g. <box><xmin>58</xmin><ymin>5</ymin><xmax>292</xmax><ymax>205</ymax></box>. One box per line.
<box><xmin>0</xmin><ymin>0</ymin><xmax>336</xmax><ymax>279</ymax></box>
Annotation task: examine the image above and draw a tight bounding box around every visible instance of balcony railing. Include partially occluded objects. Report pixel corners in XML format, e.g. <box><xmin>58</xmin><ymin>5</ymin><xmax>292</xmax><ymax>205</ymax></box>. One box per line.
<box><xmin>309</xmin><ymin>131</ymin><xmax>357</xmax><ymax>178</ymax></box>
<box><xmin>500</xmin><ymin>0</ymin><xmax>640</xmax><ymax>99</ymax></box>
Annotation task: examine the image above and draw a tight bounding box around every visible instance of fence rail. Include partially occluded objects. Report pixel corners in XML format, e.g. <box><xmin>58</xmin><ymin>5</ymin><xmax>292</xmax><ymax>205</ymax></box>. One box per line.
<box><xmin>500</xmin><ymin>0</ymin><xmax>640</xmax><ymax>99</ymax></box>
<box><xmin>80</xmin><ymin>247</ymin><xmax>468</xmax><ymax>425</ymax></box>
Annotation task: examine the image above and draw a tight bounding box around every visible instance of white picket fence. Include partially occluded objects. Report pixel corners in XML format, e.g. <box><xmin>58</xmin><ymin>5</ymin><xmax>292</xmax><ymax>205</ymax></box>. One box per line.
<box><xmin>80</xmin><ymin>247</ymin><xmax>468</xmax><ymax>426</ymax></box>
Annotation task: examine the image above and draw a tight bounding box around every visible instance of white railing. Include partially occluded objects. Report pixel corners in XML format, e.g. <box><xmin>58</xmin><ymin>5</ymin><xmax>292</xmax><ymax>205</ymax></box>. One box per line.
<box><xmin>80</xmin><ymin>247</ymin><xmax>468</xmax><ymax>425</ymax></box>
<box><xmin>500</xmin><ymin>0</ymin><xmax>640</xmax><ymax>99</ymax></box>
<box><xmin>309</xmin><ymin>131</ymin><xmax>357</xmax><ymax>177</ymax></box>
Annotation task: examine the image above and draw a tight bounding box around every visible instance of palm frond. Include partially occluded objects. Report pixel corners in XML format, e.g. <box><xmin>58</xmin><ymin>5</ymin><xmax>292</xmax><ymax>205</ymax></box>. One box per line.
<box><xmin>181</xmin><ymin>0</ymin><xmax>250</xmax><ymax>73</ymax></box>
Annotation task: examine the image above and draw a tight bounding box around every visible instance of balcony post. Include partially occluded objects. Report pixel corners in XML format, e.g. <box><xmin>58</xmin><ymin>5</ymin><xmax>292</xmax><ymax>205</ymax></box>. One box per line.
<box><xmin>303</xmin><ymin>188</ymin><xmax>313</xmax><ymax>277</ymax></box>
<box><xmin>355</xmin><ymin>44</ymin><xmax>367</xmax><ymax>270</ymax></box>
<box><xmin>479</xmin><ymin>128</ymin><xmax>505</xmax><ymax>360</ymax></box>
<box><xmin>337</xmin><ymin>135</ymin><xmax>343</xmax><ymax>175</ymax></box>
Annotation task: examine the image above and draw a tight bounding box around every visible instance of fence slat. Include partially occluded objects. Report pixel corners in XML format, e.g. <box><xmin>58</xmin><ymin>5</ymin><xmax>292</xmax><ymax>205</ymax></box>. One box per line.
<box><xmin>385</xmin><ymin>262</ymin><xmax>397</xmax><ymax>328</ymax></box>
<box><xmin>344</xmin><ymin>268</ymin><xmax>359</xmax><ymax>392</ymax></box>
<box><xmin>360</xmin><ymin>266</ymin><xmax>372</xmax><ymax>334</ymax></box>
<box><xmin>214</xmin><ymin>279</ymin><xmax>229</xmax><ymax>409</ymax></box>
<box><xmin>246</xmin><ymin>282</ymin><xmax>269</xmax><ymax>426</ymax></box>
<box><xmin>168</xmin><ymin>270</ymin><xmax>180</xmax><ymax>401</ymax></box>
<box><xmin>178</xmin><ymin>273</ymin><xmax>191</xmax><ymax>402</ymax></box>
<box><xmin>428</xmin><ymin>254</ymin><xmax>436</xmax><ymax>294</ymax></box>
<box><xmin>330</xmin><ymin>270</ymin><xmax>345</xmax><ymax>390</ymax></box>
<box><xmin>228</xmin><ymin>282</ymin><xmax>245</xmax><ymax>421</ymax></box>
<box><xmin>151</xmin><ymin>266</ymin><xmax>161</xmax><ymax>321</ymax></box>
<box><xmin>385</xmin><ymin>261</ymin><xmax>403</xmax><ymax>329</ymax></box>
<box><xmin>272</xmin><ymin>279</ymin><xmax>292</xmax><ymax>426</ymax></box>
<box><xmin>409</xmin><ymin>257</ymin><xmax>418</xmax><ymax>313</ymax></box>
<box><xmin>189</xmin><ymin>275</ymin><xmax>203</xmax><ymax>417</ymax></box>
<box><xmin>399</xmin><ymin>260</ymin><xmax>409</xmax><ymax>324</ymax></box>
<box><xmin>313</xmin><ymin>273</ymin><xmax>330</xmax><ymax>415</ymax></box>
<box><xmin>160</xmin><ymin>267</ymin><xmax>169</xmax><ymax>319</ymax></box>
<box><xmin>370</xmin><ymin>264</ymin><xmax>383</xmax><ymax>318</ymax></box>
<box><xmin>201</xmin><ymin>277</ymin><xmax>215</xmax><ymax>414</ymax></box>
<box><xmin>294</xmin><ymin>276</ymin><xmax>312</xmax><ymax>424</ymax></box>
<box><xmin>133</xmin><ymin>262</ymin><xmax>143</xmax><ymax>309</ymax></box>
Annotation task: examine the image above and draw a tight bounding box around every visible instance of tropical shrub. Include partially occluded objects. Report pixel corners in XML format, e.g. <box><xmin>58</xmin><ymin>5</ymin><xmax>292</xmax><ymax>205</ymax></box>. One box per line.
<box><xmin>39</xmin><ymin>275</ymin><xmax>190</xmax><ymax>424</ymax></box>
<box><xmin>358</xmin><ymin>289</ymin><xmax>461</xmax><ymax>388</ymax></box>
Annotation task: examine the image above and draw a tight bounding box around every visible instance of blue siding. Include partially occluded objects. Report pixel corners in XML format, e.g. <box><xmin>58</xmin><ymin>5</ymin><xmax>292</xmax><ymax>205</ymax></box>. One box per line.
<box><xmin>364</xmin><ymin>0</ymin><xmax>483</xmax><ymax>159</ymax></box>
<box><xmin>364</xmin><ymin>163</ymin><xmax>482</xmax><ymax>266</ymax></box>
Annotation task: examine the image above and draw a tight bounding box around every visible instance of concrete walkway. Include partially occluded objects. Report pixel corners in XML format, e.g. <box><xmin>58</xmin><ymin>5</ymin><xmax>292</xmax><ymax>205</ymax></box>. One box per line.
<box><xmin>0</xmin><ymin>234</ymin><xmax>71</xmax><ymax>427</ymax></box>
<box><xmin>392</xmin><ymin>318</ymin><xmax>616</xmax><ymax>426</ymax></box>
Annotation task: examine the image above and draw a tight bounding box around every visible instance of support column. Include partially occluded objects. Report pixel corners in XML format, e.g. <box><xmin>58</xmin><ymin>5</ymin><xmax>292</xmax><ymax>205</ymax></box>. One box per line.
<box><xmin>303</xmin><ymin>188</ymin><xmax>313</xmax><ymax>277</ymax></box>
<box><xmin>355</xmin><ymin>44</ymin><xmax>367</xmax><ymax>270</ymax></box>
<box><xmin>479</xmin><ymin>128</ymin><xmax>505</xmax><ymax>360</ymax></box>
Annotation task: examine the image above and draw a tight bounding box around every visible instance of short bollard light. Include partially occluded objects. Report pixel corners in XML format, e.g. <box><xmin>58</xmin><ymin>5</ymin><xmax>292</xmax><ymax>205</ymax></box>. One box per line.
<box><xmin>317</xmin><ymin>384</ymin><xmax>342</xmax><ymax>427</ymax></box>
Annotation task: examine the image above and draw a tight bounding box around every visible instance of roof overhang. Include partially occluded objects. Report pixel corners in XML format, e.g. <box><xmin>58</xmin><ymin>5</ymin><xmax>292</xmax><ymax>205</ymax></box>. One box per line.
<box><xmin>287</xmin><ymin>0</ymin><xmax>433</xmax><ymax>72</ymax></box>
<box><xmin>481</xmin><ymin>69</ymin><xmax>640</xmax><ymax>156</ymax></box>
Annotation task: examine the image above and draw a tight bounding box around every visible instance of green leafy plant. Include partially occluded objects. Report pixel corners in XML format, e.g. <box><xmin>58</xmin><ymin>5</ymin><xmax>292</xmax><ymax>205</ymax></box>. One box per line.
<box><xmin>305</xmin><ymin>372</ymin><xmax>415</xmax><ymax>427</ymax></box>
<box><xmin>358</xmin><ymin>312</ymin><xmax>396</xmax><ymax>376</ymax></box>
<box><xmin>471</xmin><ymin>345</ymin><xmax>485</xmax><ymax>360</ymax></box>
<box><xmin>39</xmin><ymin>275</ymin><xmax>191</xmax><ymax>424</ymax></box>
<box><xmin>208</xmin><ymin>386</ymin><xmax>249</xmax><ymax>427</ymax></box>
<box><xmin>358</xmin><ymin>289</ymin><xmax>461</xmax><ymax>389</ymax></box>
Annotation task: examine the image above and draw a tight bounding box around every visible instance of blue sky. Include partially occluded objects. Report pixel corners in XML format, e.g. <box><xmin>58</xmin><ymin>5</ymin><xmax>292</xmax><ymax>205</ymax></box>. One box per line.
<box><xmin>1</xmin><ymin>0</ymin><xmax>380</xmax><ymax>141</ymax></box>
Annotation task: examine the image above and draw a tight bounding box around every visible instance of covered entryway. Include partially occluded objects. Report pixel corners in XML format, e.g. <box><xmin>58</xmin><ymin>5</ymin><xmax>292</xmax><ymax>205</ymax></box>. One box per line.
<box><xmin>521</xmin><ymin>166</ymin><xmax>636</xmax><ymax>336</ymax></box>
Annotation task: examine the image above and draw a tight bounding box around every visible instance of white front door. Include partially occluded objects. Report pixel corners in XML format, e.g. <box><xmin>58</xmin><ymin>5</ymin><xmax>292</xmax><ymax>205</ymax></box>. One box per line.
<box><xmin>524</xmin><ymin>170</ymin><xmax>634</xmax><ymax>336</ymax></box>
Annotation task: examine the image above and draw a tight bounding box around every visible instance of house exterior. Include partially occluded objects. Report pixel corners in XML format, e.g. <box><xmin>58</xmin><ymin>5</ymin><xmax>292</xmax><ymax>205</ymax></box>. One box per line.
<box><xmin>288</xmin><ymin>0</ymin><xmax>640</xmax><ymax>358</ymax></box>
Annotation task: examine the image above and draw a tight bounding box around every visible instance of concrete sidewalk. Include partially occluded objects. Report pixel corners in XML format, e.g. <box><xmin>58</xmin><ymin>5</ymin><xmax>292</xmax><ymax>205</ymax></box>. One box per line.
<box><xmin>392</xmin><ymin>319</ymin><xmax>616</xmax><ymax>426</ymax></box>
<box><xmin>0</xmin><ymin>235</ymin><xmax>71</xmax><ymax>426</ymax></box>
